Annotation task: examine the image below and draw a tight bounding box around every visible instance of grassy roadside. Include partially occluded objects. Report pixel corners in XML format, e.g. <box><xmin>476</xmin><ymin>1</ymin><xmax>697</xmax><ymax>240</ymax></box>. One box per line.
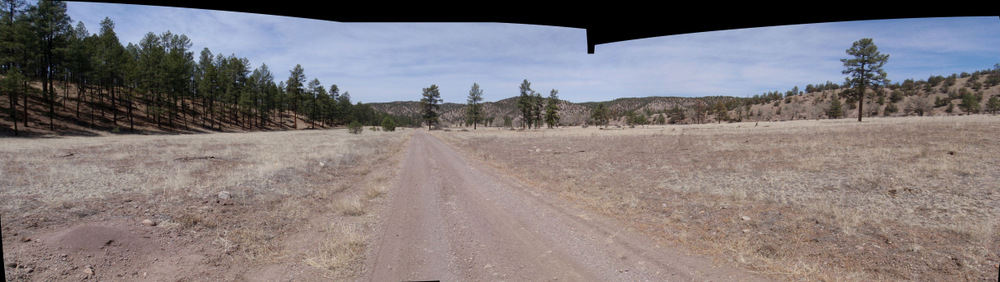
<box><xmin>1</xmin><ymin>128</ymin><xmax>412</xmax><ymax>280</ymax></box>
<box><xmin>432</xmin><ymin>115</ymin><xmax>1000</xmax><ymax>281</ymax></box>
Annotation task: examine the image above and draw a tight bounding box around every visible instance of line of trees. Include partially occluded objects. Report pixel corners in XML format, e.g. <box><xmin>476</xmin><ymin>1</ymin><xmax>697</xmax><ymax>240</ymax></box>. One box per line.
<box><xmin>515</xmin><ymin>79</ymin><xmax>561</xmax><ymax>129</ymax></box>
<box><xmin>1</xmin><ymin>0</ymin><xmax>396</xmax><ymax>135</ymax></box>
<box><xmin>417</xmin><ymin>79</ymin><xmax>565</xmax><ymax>130</ymax></box>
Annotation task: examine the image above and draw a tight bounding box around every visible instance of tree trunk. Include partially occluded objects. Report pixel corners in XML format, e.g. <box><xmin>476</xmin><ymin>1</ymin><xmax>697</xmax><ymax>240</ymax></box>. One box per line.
<box><xmin>99</xmin><ymin>82</ymin><xmax>105</xmax><ymax>118</ymax></box>
<box><xmin>48</xmin><ymin>85</ymin><xmax>54</xmax><ymax>131</ymax></box>
<box><xmin>111</xmin><ymin>82</ymin><xmax>117</xmax><ymax>127</ymax></box>
<box><xmin>23</xmin><ymin>80</ymin><xmax>28</xmax><ymax>127</ymax></box>
<box><xmin>76</xmin><ymin>82</ymin><xmax>82</xmax><ymax>119</ymax></box>
<box><xmin>857</xmin><ymin>88</ymin><xmax>864</xmax><ymax>122</ymax></box>
<box><xmin>127</xmin><ymin>89</ymin><xmax>134</xmax><ymax>132</ymax></box>
<box><xmin>9</xmin><ymin>90</ymin><xmax>17</xmax><ymax>136</ymax></box>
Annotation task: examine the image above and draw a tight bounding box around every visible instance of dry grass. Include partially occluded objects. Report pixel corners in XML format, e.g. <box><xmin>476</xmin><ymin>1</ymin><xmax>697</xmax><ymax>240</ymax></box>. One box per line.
<box><xmin>304</xmin><ymin>221</ymin><xmax>369</xmax><ymax>278</ymax></box>
<box><xmin>432</xmin><ymin>115</ymin><xmax>1000</xmax><ymax>281</ymax></box>
<box><xmin>0</xmin><ymin>127</ymin><xmax>412</xmax><ymax>279</ymax></box>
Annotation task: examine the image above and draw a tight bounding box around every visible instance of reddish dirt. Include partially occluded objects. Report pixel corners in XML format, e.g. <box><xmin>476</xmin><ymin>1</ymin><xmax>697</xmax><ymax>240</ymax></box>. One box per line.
<box><xmin>363</xmin><ymin>130</ymin><xmax>766</xmax><ymax>281</ymax></box>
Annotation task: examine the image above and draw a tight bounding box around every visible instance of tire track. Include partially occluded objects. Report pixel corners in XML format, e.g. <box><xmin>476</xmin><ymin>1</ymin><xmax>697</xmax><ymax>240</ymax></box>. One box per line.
<box><xmin>365</xmin><ymin>130</ymin><xmax>763</xmax><ymax>281</ymax></box>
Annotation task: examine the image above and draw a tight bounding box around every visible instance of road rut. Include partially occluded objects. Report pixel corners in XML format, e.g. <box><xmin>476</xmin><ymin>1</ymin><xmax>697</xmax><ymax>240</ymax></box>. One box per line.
<box><xmin>364</xmin><ymin>130</ymin><xmax>762</xmax><ymax>281</ymax></box>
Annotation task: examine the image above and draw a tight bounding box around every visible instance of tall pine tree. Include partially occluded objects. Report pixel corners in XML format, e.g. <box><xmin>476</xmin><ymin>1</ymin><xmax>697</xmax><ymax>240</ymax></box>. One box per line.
<box><xmin>544</xmin><ymin>89</ymin><xmax>560</xmax><ymax>128</ymax></box>
<box><xmin>841</xmin><ymin>38</ymin><xmax>889</xmax><ymax>122</ymax></box>
<box><xmin>465</xmin><ymin>83</ymin><xmax>483</xmax><ymax>129</ymax></box>
<box><xmin>420</xmin><ymin>84</ymin><xmax>441</xmax><ymax>130</ymax></box>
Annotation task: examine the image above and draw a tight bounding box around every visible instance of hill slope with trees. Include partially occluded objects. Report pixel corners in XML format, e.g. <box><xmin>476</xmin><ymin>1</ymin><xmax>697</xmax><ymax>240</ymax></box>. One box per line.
<box><xmin>369</xmin><ymin>67</ymin><xmax>1000</xmax><ymax>129</ymax></box>
<box><xmin>3</xmin><ymin>1</ymin><xmax>999</xmax><ymax>136</ymax></box>
<box><xmin>1</xmin><ymin>1</ymin><xmax>407</xmax><ymax>137</ymax></box>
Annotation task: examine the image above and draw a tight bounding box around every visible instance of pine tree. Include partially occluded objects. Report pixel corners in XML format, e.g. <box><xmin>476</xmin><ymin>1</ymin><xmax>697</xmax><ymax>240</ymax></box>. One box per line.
<box><xmin>544</xmin><ymin>89</ymin><xmax>560</xmax><ymax>128</ymax></box>
<box><xmin>305</xmin><ymin>78</ymin><xmax>324</xmax><ymax>128</ymax></box>
<box><xmin>713</xmin><ymin>101</ymin><xmax>729</xmax><ymax>124</ymax></box>
<box><xmin>286</xmin><ymin>64</ymin><xmax>306</xmax><ymax>128</ymax></box>
<box><xmin>2</xmin><ymin>69</ymin><xmax>25</xmax><ymax>135</ymax></box>
<box><xmin>532</xmin><ymin>91</ymin><xmax>543</xmax><ymax>129</ymax></box>
<box><xmin>31</xmin><ymin>0</ymin><xmax>73</xmax><ymax>130</ymax></box>
<box><xmin>465</xmin><ymin>83</ymin><xmax>483</xmax><ymax>129</ymax></box>
<box><xmin>841</xmin><ymin>38</ymin><xmax>890</xmax><ymax>122</ymax></box>
<box><xmin>381</xmin><ymin>116</ymin><xmax>396</xmax><ymax>132</ymax></box>
<box><xmin>591</xmin><ymin>102</ymin><xmax>608</xmax><ymax>127</ymax></box>
<box><xmin>420</xmin><ymin>84</ymin><xmax>441</xmax><ymax>130</ymax></box>
<box><xmin>985</xmin><ymin>96</ymin><xmax>999</xmax><ymax>115</ymax></box>
<box><xmin>828</xmin><ymin>94</ymin><xmax>843</xmax><ymax>118</ymax></box>
<box><xmin>517</xmin><ymin>79</ymin><xmax>534</xmax><ymax>129</ymax></box>
<box><xmin>959</xmin><ymin>91</ymin><xmax>980</xmax><ymax>114</ymax></box>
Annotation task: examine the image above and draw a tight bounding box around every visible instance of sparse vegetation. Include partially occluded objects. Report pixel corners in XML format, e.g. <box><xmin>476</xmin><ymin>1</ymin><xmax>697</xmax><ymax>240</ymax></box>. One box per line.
<box><xmin>433</xmin><ymin>115</ymin><xmax>1000</xmax><ymax>281</ymax></box>
<box><xmin>827</xmin><ymin>93</ymin><xmax>843</xmax><ymax>118</ymax></box>
<box><xmin>987</xmin><ymin>95</ymin><xmax>1000</xmax><ymax>114</ymax></box>
<box><xmin>587</xmin><ymin>102</ymin><xmax>606</xmax><ymax>127</ymax></box>
<box><xmin>348</xmin><ymin>120</ymin><xmax>363</xmax><ymax>134</ymax></box>
<box><xmin>1</xmin><ymin>129</ymin><xmax>412</xmax><ymax>280</ymax></box>
<box><xmin>381</xmin><ymin>116</ymin><xmax>396</xmax><ymax>132</ymax></box>
<box><xmin>5</xmin><ymin>9</ymin><xmax>1000</xmax><ymax>281</ymax></box>
<box><xmin>904</xmin><ymin>96</ymin><xmax>933</xmax><ymax>116</ymax></box>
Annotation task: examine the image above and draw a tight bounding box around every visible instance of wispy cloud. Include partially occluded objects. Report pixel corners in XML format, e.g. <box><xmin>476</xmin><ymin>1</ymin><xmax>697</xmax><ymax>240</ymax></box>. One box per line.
<box><xmin>65</xmin><ymin>3</ymin><xmax>1000</xmax><ymax>103</ymax></box>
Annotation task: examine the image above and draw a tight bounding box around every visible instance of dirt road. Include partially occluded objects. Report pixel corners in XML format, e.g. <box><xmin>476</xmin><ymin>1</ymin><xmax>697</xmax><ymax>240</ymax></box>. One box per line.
<box><xmin>364</xmin><ymin>130</ymin><xmax>764</xmax><ymax>281</ymax></box>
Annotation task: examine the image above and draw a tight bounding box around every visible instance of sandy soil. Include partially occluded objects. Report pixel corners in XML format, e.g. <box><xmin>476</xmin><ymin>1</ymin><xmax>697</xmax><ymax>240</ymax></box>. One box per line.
<box><xmin>363</xmin><ymin>129</ymin><xmax>765</xmax><ymax>281</ymax></box>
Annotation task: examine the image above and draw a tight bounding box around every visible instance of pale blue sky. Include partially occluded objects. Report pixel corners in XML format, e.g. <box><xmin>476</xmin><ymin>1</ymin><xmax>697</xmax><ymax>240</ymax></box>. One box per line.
<box><xmin>63</xmin><ymin>2</ymin><xmax>1000</xmax><ymax>104</ymax></box>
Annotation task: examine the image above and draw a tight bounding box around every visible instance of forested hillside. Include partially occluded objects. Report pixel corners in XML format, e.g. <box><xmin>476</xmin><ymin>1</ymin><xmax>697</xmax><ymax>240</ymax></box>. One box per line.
<box><xmin>3</xmin><ymin>1</ymin><xmax>999</xmax><ymax>136</ymax></box>
<box><xmin>0</xmin><ymin>1</ymin><xmax>412</xmax><ymax>137</ymax></box>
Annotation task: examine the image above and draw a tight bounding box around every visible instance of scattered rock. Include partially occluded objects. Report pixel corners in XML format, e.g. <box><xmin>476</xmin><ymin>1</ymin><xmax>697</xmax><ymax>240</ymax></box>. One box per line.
<box><xmin>141</xmin><ymin>219</ymin><xmax>157</xmax><ymax>226</ymax></box>
<box><xmin>83</xmin><ymin>265</ymin><xmax>94</xmax><ymax>276</ymax></box>
<box><xmin>741</xmin><ymin>215</ymin><xmax>751</xmax><ymax>221</ymax></box>
<box><xmin>217</xmin><ymin>191</ymin><xmax>231</xmax><ymax>200</ymax></box>
<box><xmin>21</xmin><ymin>236</ymin><xmax>31</xmax><ymax>242</ymax></box>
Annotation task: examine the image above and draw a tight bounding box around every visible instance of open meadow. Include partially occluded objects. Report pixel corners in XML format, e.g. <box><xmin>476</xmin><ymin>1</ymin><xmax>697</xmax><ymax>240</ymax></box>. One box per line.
<box><xmin>3</xmin><ymin>114</ymin><xmax>998</xmax><ymax>281</ymax></box>
<box><xmin>1</xmin><ymin>128</ymin><xmax>412</xmax><ymax>280</ymax></box>
<box><xmin>431</xmin><ymin>115</ymin><xmax>1000</xmax><ymax>281</ymax></box>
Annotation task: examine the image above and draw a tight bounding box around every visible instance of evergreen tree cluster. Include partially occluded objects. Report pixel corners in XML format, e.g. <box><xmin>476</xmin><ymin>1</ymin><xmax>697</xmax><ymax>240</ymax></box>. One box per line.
<box><xmin>514</xmin><ymin>79</ymin><xmax>561</xmax><ymax>129</ymax></box>
<box><xmin>1</xmin><ymin>1</ymin><xmax>400</xmax><ymax>135</ymax></box>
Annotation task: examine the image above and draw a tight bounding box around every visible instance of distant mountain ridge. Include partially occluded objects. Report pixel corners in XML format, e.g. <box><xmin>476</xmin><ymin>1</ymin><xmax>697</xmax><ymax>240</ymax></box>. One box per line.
<box><xmin>369</xmin><ymin>95</ymin><xmax>748</xmax><ymax>127</ymax></box>
<box><xmin>369</xmin><ymin>71</ymin><xmax>1000</xmax><ymax>127</ymax></box>
<box><xmin>4</xmin><ymin>68</ymin><xmax>998</xmax><ymax>136</ymax></box>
